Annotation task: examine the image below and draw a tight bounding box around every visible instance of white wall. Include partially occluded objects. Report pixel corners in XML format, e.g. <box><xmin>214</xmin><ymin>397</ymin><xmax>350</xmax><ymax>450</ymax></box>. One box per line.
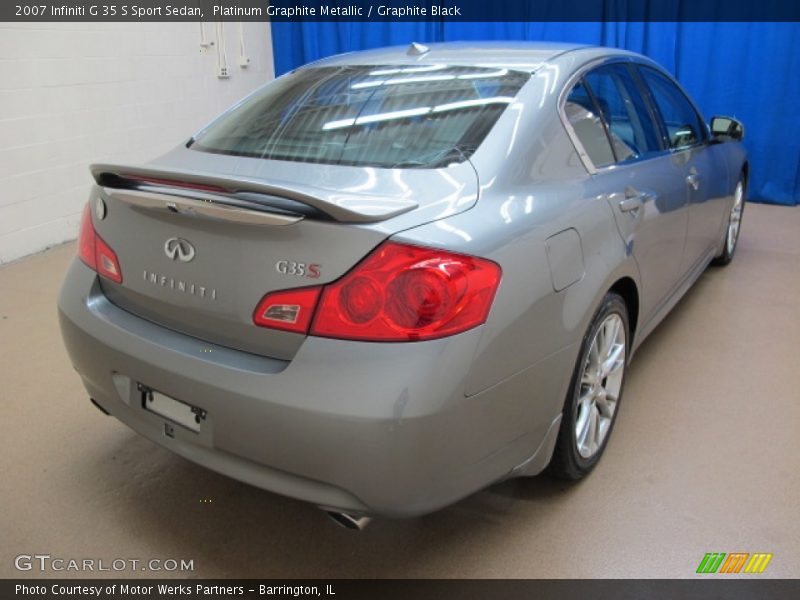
<box><xmin>0</xmin><ymin>22</ymin><xmax>275</xmax><ymax>264</ymax></box>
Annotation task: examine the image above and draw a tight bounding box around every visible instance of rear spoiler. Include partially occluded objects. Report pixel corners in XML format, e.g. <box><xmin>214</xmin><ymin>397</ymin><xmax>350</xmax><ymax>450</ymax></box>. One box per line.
<box><xmin>90</xmin><ymin>163</ymin><xmax>419</xmax><ymax>224</ymax></box>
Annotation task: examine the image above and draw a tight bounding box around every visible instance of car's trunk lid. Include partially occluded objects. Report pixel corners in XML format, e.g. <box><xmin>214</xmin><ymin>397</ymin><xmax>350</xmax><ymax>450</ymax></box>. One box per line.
<box><xmin>90</xmin><ymin>148</ymin><xmax>479</xmax><ymax>360</ymax></box>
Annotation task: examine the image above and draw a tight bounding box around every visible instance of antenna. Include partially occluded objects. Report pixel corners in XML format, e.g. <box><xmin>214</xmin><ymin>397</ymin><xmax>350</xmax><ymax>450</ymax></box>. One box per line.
<box><xmin>407</xmin><ymin>42</ymin><xmax>430</xmax><ymax>56</ymax></box>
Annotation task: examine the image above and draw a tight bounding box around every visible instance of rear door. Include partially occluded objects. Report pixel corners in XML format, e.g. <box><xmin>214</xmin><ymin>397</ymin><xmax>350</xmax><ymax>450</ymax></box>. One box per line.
<box><xmin>566</xmin><ymin>63</ymin><xmax>689</xmax><ymax>322</ymax></box>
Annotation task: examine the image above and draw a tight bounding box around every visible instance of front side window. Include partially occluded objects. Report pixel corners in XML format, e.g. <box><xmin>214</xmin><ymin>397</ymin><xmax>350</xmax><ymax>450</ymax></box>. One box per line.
<box><xmin>582</xmin><ymin>64</ymin><xmax>663</xmax><ymax>164</ymax></box>
<box><xmin>638</xmin><ymin>67</ymin><xmax>705</xmax><ymax>150</ymax></box>
<box><xmin>189</xmin><ymin>65</ymin><xmax>530</xmax><ymax>169</ymax></box>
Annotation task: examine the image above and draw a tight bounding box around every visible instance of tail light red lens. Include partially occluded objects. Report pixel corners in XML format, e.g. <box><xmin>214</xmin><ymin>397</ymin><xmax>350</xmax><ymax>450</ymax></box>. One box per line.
<box><xmin>77</xmin><ymin>203</ymin><xmax>123</xmax><ymax>284</ymax></box>
<box><xmin>313</xmin><ymin>243</ymin><xmax>500</xmax><ymax>341</ymax></box>
<box><xmin>95</xmin><ymin>236</ymin><xmax>123</xmax><ymax>283</ymax></box>
<box><xmin>253</xmin><ymin>287</ymin><xmax>322</xmax><ymax>333</ymax></box>
<box><xmin>253</xmin><ymin>242</ymin><xmax>501</xmax><ymax>342</ymax></box>
<box><xmin>77</xmin><ymin>204</ymin><xmax>97</xmax><ymax>270</ymax></box>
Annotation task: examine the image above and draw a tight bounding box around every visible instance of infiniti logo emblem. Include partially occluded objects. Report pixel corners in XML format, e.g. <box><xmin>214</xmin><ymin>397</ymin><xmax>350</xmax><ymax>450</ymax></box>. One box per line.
<box><xmin>164</xmin><ymin>237</ymin><xmax>195</xmax><ymax>262</ymax></box>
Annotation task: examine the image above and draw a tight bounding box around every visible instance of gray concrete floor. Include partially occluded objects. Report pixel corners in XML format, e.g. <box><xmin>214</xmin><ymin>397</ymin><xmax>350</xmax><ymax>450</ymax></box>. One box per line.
<box><xmin>1</xmin><ymin>203</ymin><xmax>798</xmax><ymax>579</ymax></box>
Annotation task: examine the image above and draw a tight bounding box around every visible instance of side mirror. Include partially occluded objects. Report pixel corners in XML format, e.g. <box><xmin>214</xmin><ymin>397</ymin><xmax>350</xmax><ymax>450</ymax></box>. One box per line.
<box><xmin>710</xmin><ymin>116</ymin><xmax>744</xmax><ymax>141</ymax></box>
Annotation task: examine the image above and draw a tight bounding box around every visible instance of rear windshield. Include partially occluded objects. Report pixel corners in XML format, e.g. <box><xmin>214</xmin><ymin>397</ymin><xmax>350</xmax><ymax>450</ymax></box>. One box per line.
<box><xmin>188</xmin><ymin>65</ymin><xmax>530</xmax><ymax>169</ymax></box>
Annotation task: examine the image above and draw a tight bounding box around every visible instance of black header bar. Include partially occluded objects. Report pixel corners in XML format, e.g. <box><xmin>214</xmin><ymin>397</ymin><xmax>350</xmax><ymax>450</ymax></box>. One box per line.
<box><xmin>4</xmin><ymin>0</ymin><xmax>800</xmax><ymax>22</ymax></box>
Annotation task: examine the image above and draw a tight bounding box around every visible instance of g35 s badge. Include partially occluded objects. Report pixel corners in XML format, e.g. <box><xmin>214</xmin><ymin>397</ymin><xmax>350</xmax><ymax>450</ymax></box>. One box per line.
<box><xmin>276</xmin><ymin>260</ymin><xmax>321</xmax><ymax>279</ymax></box>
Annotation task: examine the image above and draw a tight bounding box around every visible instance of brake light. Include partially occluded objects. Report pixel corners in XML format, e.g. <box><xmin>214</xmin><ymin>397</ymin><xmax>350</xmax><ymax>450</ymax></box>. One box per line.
<box><xmin>131</xmin><ymin>175</ymin><xmax>230</xmax><ymax>195</ymax></box>
<box><xmin>77</xmin><ymin>203</ymin><xmax>123</xmax><ymax>283</ymax></box>
<box><xmin>253</xmin><ymin>287</ymin><xmax>321</xmax><ymax>333</ymax></box>
<box><xmin>253</xmin><ymin>242</ymin><xmax>500</xmax><ymax>341</ymax></box>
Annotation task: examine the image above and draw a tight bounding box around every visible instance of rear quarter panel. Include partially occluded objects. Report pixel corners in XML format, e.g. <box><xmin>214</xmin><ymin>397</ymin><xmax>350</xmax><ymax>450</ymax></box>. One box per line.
<box><xmin>395</xmin><ymin>49</ymin><xmax>642</xmax><ymax>439</ymax></box>
<box><xmin>396</xmin><ymin>129</ymin><xmax>637</xmax><ymax>419</ymax></box>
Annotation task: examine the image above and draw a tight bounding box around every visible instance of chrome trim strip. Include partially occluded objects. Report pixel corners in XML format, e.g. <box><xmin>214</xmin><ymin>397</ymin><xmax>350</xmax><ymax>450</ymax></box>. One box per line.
<box><xmin>105</xmin><ymin>188</ymin><xmax>304</xmax><ymax>226</ymax></box>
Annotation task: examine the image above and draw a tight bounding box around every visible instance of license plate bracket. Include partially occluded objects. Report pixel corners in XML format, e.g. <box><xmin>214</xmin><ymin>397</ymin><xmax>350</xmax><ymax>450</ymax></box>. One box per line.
<box><xmin>140</xmin><ymin>385</ymin><xmax>206</xmax><ymax>433</ymax></box>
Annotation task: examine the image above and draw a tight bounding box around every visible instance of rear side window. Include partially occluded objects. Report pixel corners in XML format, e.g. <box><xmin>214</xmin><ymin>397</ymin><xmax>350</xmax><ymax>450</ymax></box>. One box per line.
<box><xmin>638</xmin><ymin>67</ymin><xmax>705</xmax><ymax>149</ymax></box>
<box><xmin>565</xmin><ymin>80</ymin><xmax>616</xmax><ymax>167</ymax></box>
<box><xmin>583</xmin><ymin>64</ymin><xmax>663</xmax><ymax>164</ymax></box>
<box><xmin>189</xmin><ymin>65</ymin><xmax>530</xmax><ymax>169</ymax></box>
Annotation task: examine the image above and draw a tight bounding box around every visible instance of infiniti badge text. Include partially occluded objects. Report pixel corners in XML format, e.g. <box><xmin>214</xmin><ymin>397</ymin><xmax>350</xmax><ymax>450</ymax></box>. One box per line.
<box><xmin>142</xmin><ymin>270</ymin><xmax>217</xmax><ymax>300</ymax></box>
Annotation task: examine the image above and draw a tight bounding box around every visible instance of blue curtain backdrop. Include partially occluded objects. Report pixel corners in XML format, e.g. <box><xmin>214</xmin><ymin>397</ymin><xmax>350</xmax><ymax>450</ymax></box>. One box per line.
<box><xmin>271</xmin><ymin>21</ymin><xmax>800</xmax><ymax>206</ymax></box>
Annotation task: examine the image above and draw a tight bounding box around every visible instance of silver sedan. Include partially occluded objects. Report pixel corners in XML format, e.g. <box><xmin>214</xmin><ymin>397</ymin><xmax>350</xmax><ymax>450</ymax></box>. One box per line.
<box><xmin>58</xmin><ymin>42</ymin><xmax>747</xmax><ymax>527</ymax></box>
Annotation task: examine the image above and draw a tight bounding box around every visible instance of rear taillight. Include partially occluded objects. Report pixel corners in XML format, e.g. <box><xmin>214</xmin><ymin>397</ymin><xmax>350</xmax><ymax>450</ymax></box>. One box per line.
<box><xmin>77</xmin><ymin>203</ymin><xmax>123</xmax><ymax>283</ymax></box>
<box><xmin>253</xmin><ymin>242</ymin><xmax>501</xmax><ymax>342</ymax></box>
<box><xmin>77</xmin><ymin>204</ymin><xmax>96</xmax><ymax>270</ymax></box>
<box><xmin>253</xmin><ymin>287</ymin><xmax>321</xmax><ymax>334</ymax></box>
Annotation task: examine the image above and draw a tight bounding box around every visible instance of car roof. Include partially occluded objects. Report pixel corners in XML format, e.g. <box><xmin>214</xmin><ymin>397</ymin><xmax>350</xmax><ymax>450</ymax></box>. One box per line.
<box><xmin>306</xmin><ymin>41</ymin><xmax>637</xmax><ymax>72</ymax></box>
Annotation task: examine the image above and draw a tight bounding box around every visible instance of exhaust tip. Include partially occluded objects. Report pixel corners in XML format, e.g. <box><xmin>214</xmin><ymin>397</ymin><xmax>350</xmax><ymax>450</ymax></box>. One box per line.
<box><xmin>326</xmin><ymin>511</ymin><xmax>372</xmax><ymax>531</ymax></box>
<box><xmin>89</xmin><ymin>398</ymin><xmax>110</xmax><ymax>416</ymax></box>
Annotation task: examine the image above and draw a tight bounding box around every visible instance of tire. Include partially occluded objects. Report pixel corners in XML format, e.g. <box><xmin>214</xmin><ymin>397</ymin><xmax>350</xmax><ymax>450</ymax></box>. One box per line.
<box><xmin>712</xmin><ymin>177</ymin><xmax>746</xmax><ymax>266</ymax></box>
<box><xmin>549</xmin><ymin>292</ymin><xmax>630</xmax><ymax>480</ymax></box>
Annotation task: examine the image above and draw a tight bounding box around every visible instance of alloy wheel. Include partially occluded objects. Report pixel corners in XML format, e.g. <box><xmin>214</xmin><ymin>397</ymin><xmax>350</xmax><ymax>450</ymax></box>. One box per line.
<box><xmin>575</xmin><ymin>313</ymin><xmax>626</xmax><ymax>459</ymax></box>
<box><xmin>726</xmin><ymin>181</ymin><xmax>744</xmax><ymax>256</ymax></box>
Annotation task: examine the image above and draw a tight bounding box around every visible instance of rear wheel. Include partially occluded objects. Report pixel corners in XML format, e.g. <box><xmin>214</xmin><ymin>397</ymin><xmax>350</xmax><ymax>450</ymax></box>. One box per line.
<box><xmin>713</xmin><ymin>178</ymin><xmax>745</xmax><ymax>266</ymax></box>
<box><xmin>549</xmin><ymin>292</ymin><xmax>629</xmax><ymax>480</ymax></box>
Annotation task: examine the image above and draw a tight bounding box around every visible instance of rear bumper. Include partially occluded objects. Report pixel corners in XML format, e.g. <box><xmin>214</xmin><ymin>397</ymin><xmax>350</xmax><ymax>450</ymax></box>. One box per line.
<box><xmin>58</xmin><ymin>259</ymin><xmax>570</xmax><ymax>517</ymax></box>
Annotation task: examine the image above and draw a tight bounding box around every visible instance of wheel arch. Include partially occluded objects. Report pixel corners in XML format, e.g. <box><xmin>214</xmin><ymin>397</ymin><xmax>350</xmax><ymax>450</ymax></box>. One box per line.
<box><xmin>608</xmin><ymin>276</ymin><xmax>640</xmax><ymax>347</ymax></box>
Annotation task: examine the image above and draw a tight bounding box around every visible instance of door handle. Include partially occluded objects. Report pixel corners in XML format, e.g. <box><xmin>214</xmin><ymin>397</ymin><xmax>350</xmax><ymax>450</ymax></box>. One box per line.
<box><xmin>686</xmin><ymin>168</ymin><xmax>700</xmax><ymax>191</ymax></box>
<box><xmin>618</xmin><ymin>187</ymin><xmax>651</xmax><ymax>214</ymax></box>
<box><xmin>619</xmin><ymin>197</ymin><xmax>642</xmax><ymax>213</ymax></box>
